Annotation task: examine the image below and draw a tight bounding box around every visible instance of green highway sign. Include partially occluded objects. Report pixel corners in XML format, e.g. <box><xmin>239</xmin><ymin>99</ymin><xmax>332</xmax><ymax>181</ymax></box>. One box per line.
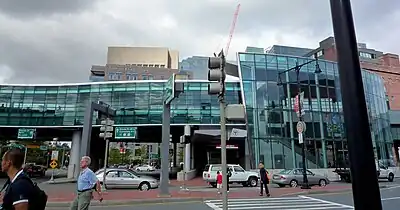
<box><xmin>40</xmin><ymin>145</ymin><xmax>48</xmax><ymax>151</ymax></box>
<box><xmin>164</xmin><ymin>73</ymin><xmax>176</xmax><ymax>104</ymax></box>
<box><xmin>17</xmin><ymin>128</ymin><xmax>36</xmax><ymax>139</ymax></box>
<box><xmin>115</xmin><ymin>127</ymin><xmax>137</xmax><ymax>139</ymax></box>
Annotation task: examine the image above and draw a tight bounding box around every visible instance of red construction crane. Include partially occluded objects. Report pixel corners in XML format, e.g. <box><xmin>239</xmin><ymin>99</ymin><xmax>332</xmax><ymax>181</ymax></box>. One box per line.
<box><xmin>224</xmin><ymin>4</ymin><xmax>241</xmax><ymax>57</ymax></box>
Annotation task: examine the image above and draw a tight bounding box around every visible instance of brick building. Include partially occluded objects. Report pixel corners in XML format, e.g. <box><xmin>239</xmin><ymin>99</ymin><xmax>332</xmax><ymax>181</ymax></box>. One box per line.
<box><xmin>306</xmin><ymin>37</ymin><xmax>400</xmax><ymax>110</ymax></box>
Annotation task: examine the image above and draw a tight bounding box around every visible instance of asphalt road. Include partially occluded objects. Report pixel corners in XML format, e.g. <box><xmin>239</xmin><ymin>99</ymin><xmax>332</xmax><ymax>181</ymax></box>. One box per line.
<box><xmin>46</xmin><ymin>201</ymin><xmax>211</xmax><ymax>210</ymax></box>
<box><xmin>307</xmin><ymin>183</ymin><xmax>400</xmax><ymax>210</ymax></box>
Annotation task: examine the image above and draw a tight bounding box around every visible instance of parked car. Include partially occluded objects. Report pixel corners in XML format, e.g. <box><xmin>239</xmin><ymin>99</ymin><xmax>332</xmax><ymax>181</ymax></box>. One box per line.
<box><xmin>135</xmin><ymin>164</ymin><xmax>155</xmax><ymax>171</ymax></box>
<box><xmin>333</xmin><ymin>162</ymin><xmax>395</xmax><ymax>183</ymax></box>
<box><xmin>96</xmin><ymin>168</ymin><xmax>159</xmax><ymax>191</ymax></box>
<box><xmin>202</xmin><ymin>164</ymin><xmax>259</xmax><ymax>187</ymax></box>
<box><xmin>24</xmin><ymin>163</ymin><xmax>47</xmax><ymax>177</ymax></box>
<box><xmin>271</xmin><ymin>169</ymin><xmax>330</xmax><ymax>188</ymax></box>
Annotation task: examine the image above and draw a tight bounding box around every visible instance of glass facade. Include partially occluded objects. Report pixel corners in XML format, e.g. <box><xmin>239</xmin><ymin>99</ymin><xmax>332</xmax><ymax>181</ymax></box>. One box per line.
<box><xmin>0</xmin><ymin>81</ymin><xmax>242</xmax><ymax>126</ymax></box>
<box><xmin>238</xmin><ymin>52</ymin><xmax>393</xmax><ymax>169</ymax></box>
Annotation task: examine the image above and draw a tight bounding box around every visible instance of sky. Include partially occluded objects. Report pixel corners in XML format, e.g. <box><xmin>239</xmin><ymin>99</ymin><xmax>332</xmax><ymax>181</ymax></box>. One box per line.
<box><xmin>0</xmin><ymin>0</ymin><xmax>399</xmax><ymax>84</ymax></box>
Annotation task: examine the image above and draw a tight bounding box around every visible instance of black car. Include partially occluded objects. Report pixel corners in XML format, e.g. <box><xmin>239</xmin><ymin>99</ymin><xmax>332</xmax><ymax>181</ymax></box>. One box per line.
<box><xmin>23</xmin><ymin>163</ymin><xmax>47</xmax><ymax>177</ymax></box>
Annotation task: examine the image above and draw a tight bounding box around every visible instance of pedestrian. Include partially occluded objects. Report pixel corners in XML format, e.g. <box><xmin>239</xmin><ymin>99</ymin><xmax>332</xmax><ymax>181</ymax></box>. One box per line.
<box><xmin>70</xmin><ymin>156</ymin><xmax>103</xmax><ymax>210</ymax></box>
<box><xmin>259</xmin><ymin>162</ymin><xmax>270</xmax><ymax>197</ymax></box>
<box><xmin>216</xmin><ymin>171</ymin><xmax>222</xmax><ymax>194</ymax></box>
<box><xmin>226</xmin><ymin>167</ymin><xmax>232</xmax><ymax>192</ymax></box>
<box><xmin>1</xmin><ymin>148</ymin><xmax>48</xmax><ymax>210</ymax></box>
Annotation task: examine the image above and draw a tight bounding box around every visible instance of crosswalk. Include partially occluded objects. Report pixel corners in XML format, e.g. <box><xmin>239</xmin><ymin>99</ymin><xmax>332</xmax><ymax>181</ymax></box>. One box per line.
<box><xmin>204</xmin><ymin>196</ymin><xmax>354</xmax><ymax>210</ymax></box>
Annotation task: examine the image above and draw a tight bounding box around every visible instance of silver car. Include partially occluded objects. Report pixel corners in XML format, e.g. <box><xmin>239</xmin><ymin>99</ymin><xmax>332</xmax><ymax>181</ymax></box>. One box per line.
<box><xmin>271</xmin><ymin>169</ymin><xmax>330</xmax><ymax>188</ymax></box>
<box><xmin>95</xmin><ymin>168</ymin><xmax>159</xmax><ymax>191</ymax></box>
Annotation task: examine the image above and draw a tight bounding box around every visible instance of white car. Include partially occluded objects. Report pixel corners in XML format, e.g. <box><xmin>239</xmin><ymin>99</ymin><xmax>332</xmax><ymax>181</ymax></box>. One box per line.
<box><xmin>202</xmin><ymin>164</ymin><xmax>260</xmax><ymax>187</ymax></box>
<box><xmin>377</xmin><ymin>163</ymin><xmax>395</xmax><ymax>182</ymax></box>
<box><xmin>135</xmin><ymin>165</ymin><xmax>155</xmax><ymax>171</ymax></box>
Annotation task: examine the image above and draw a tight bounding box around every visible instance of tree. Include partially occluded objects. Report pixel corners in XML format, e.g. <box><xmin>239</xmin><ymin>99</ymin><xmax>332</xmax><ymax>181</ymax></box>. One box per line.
<box><xmin>108</xmin><ymin>148</ymin><xmax>133</xmax><ymax>165</ymax></box>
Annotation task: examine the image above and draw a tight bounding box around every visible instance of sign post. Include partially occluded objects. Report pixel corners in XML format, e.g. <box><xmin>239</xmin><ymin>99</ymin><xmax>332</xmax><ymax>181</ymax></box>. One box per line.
<box><xmin>49</xmin><ymin>159</ymin><xmax>58</xmax><ymax>182</ymax></box>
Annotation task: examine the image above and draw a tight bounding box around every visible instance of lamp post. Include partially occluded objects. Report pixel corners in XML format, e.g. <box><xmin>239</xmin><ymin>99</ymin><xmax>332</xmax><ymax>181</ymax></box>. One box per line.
<box><xmin>277</xmin><ymin>55</ymin><xmax>321</xmax><ymax>189</ymax></box>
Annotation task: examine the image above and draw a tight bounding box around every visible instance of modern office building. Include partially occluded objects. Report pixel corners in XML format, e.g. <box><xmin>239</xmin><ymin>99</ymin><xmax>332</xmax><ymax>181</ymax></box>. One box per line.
<box><xmin>179</xmin><ymin>56</ymin><xmax>238</xmax><ymax>79</ymax></box>
<box><xmin>0</xmin><ymin>51</ymin><xmax>394</xmax><ymax>175</ymax></box>
<box><xmin>237</xmin><ymin>52</ymin><xmax>393</xmax><ymax>169</ymax></box>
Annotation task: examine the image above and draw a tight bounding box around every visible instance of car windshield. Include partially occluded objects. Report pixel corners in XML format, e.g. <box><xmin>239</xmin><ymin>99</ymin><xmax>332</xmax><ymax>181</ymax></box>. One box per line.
<box><xmin>279</xmin><ymin>169</ymin><xmax>293</xmax><ymax>174</ymax></box>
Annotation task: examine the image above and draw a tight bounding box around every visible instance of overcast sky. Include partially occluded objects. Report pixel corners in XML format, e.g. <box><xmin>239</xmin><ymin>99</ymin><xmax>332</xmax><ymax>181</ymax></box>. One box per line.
<box><xmin>0</xmin><ymin>0</ymin><xmax>399</xmax><ymax>84</ymax></box>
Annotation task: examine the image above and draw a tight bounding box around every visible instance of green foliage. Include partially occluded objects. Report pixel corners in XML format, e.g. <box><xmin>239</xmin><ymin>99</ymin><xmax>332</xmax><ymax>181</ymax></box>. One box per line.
<box><xmin>108</xmin><ymin>148</ymin><xmax>133</xmax><ymax>165</ymax></box>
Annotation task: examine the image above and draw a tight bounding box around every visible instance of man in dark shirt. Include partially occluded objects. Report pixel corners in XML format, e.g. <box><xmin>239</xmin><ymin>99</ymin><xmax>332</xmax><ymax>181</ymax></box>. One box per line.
<box><xmin>259</xmin><ymin>162</ymin><xmax>270</xmax><ymax>197</ymax></box>
<box><xmin>1</xmin><ymin>148</ymin><xmax>34</xmax><ymax>210</ymax></box>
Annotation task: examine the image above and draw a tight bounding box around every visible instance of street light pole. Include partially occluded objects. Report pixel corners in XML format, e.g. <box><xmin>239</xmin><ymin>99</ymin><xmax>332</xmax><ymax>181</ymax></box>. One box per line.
<box><xmin>277</xmin><ymin>56</ymin><xmax>321</xmax><ymax>190</ymax></box>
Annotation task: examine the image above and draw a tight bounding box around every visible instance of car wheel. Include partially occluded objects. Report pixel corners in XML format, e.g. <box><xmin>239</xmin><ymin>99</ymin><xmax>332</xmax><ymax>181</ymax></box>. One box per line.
<box><xmin>139</xmin><ymin>182</ymin><xmax>151</xmax><ymax>191</ymax></box>
<box><xmin>278</xmin><ymin>184</ymin><xmax>285</xmax><ymax>188</ymax></box>
<box><xmin>319</xmin><ymin>179</ymin><xmax>327</xmax><ymax>187</ymax></box>
<box><xmin>388</xmin><ymin>173</ymin><xmax>394</xmax><ymax>182</ymax></box>
<box><xmin>248</xmin><ymin>177</ymin><xmax>258</xmax><ymax>187</ymax></box>
<box><xmin>290</xmin><ymin>180</ymin><xmax>298</xmax><ymax>188</ymax></box>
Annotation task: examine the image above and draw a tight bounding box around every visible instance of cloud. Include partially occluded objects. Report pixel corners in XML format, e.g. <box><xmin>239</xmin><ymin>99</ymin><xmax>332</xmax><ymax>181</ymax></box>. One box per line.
<box><xmin>0</xmin><ymin>0</ymin><xmax>399</xmax><ymax>84</ymax></box>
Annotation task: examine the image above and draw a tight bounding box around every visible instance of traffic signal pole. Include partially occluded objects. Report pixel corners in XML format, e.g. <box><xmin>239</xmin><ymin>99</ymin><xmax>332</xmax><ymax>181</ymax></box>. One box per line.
<box><xmin>329</xmin><ymin>0</ymin><xmax>382</xmax><ymax>209</ymax></box>
<box><xmin>208</xmin><ymin>50</ymin><xmax>228</xmax><ymax>210</ymax></box>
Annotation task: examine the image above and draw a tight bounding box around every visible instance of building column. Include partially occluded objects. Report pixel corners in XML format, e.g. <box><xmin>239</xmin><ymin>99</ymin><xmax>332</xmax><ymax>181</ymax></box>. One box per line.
<box><xmin>184</xmin><ymin>143</ymin><xmax>191</xmax><ymax>172</ymax></box>
<box><xmin>68</xmin><ymin>130</ymin><xmax>82</xmax><ymax>179</ymax></box>
<box><xmin>315</xmin><ymin>74</ymin><xmax>328</xmax><ymax>168</ymax></box>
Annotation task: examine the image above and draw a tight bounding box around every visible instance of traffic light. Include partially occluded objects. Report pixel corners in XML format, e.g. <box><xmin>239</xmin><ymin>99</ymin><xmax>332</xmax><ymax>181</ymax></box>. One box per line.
<box><xmin>207</xmin><ymin>51</ymin><xmax>226</xmax><ymax>96</ymax></box>
<box><xmin>99</xmin><ymin>118</ymin><xmax>114</xmax><ymax>140</ymax></box>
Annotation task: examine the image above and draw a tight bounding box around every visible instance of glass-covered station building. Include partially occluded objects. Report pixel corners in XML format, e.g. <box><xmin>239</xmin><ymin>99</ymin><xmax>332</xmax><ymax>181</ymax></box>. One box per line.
<box><xmin>0</xmin><ymin>52</ymin><xmax>393</xmax><ymax>171</ymax></box>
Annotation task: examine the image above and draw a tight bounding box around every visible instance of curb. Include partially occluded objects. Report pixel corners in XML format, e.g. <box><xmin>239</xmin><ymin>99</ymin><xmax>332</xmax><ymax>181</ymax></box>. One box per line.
<box><xmin>46</xmin><ymin>197</ymin><xmax>209</xmax><ymax>207</ymax></box>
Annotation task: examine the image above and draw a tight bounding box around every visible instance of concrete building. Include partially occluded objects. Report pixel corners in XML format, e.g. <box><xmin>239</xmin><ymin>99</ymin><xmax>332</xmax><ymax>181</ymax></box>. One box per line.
<box><xmin>90</xmin><ymin>47</ymin><xmax>192</xmax><ymax>81</ymax></box>
<box><xmin>305</xmin><ymin>36</ymin><xmax>400</xmax><ymax>110</ymax></box>
<box><xmin>107</xmin><ymin>47</ymin><xmax>179</xmax><ymax>69</ymax></box>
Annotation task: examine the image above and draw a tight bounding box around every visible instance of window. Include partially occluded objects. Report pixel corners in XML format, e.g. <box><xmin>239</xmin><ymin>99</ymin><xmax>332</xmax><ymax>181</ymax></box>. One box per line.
<box><xmin>108</xmin><ymin>72</ymin><xmax>122</xmax><ymax>80</ymax></box>
<box><xmin>316</xmin><ymin>50</ymin><xmax>323</xmax><ymax>57</ymax></box>
<box><xmin>142</xmin><ymin>74</ymin><xmax>148</xmax><ymax>80</ymax></box>
<box><xmin>143</xmin><ymin>64</ymin><xmax>148</xmax><ymax>67</ymax></box>
<box><xmin>210</xmin><ymin>166</ymin><xmax>222</xmax><ymax>172</ymax></box>
<box><xmin>126</xmin><ymin>73</ymin><xmax>137</xmax><ymax>80</ymax></box>
<box><xmin>360</xmin><ymin>52</ymin><xmax>373</xmax><ymax>59</ymax></box>
<box><xmin>160</xmin><ymin>65</ymin><xmax>165</xmax><ymax>68</ymax></box>
<box><xmin>233</xmin><ymin>166</ymin><xmax>245</xmax><ymax>172</ymax></box>
<box><xmin>148</xmin><ymin>75</ymin><xmax>154</xmax><ymax>80</ymax></box>
<box><xmin>119</xmin><ymin>171</ymin><xmax>134</xmax><ymax>178</ymax></box>
<box><xmin>106</xmin><ymin>171</ymin><xmax>118</xmax><ymax>177</ymax></box>
<box><xmin>155</xmin><ymin>65</ymin><xmax>160</xmax><ymax>68</ymax></box>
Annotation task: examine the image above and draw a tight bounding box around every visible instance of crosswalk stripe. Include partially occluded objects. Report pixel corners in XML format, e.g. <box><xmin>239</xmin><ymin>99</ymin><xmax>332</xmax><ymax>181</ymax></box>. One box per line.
<box><xmin>204</xmin><ymin>196</ymin><xmax>354</xmax><ymax>210</ymax></box>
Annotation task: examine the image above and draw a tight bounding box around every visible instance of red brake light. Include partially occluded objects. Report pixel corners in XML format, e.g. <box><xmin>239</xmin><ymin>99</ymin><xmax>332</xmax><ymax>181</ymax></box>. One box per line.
<box><xmin>208</xmin><ymin>174</ymin><xmax>210</xmax><ymax>178</ymax></box>
<box><xmin>280</xmin><ymin>176</ymin><xmax>286</xmax><ymax>180</ymax></box>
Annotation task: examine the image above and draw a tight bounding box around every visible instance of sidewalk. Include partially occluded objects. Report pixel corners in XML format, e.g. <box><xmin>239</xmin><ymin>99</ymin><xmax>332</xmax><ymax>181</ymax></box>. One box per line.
<box><xmin>46</xmin><ymin>185</ymin><xmax>353</xmax><ymax>207</ymax></box>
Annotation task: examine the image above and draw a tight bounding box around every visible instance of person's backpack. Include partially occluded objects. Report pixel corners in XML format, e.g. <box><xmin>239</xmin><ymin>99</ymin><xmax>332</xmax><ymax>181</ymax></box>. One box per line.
<box><xmin>16</xmin><ymin>175</ymin><xmax>48</xmax><ymax>210</ymax></box>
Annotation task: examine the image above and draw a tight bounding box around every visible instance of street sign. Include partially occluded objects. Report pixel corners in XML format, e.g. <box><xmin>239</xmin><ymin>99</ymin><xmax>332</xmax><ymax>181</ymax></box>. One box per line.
<box><xmin>51</xmin><ymin>150</ymin><xmax>59</xmax><ymax>161</ymax></box>
<box><xmin>50</xmin><ymin>160</ymin><xmax>58</xmax><ymax>169</ymax></box>
<box><xmin>296</xmin><ymin>121</ymin><xmax>306</xmax><ymax>133</ymax></box>
<box><xmin>164</xmin><ymin>73</ymin><xmax>176</xmax><ymax>104</ymax></box>
<box><xmin>101</xmin><ymin>119</ymin><xmax>114</xmax><ymax>125</ymax></box>
<box><xmin>40</xmin><ymin>145</ymin><xmax>48</xmax><ymax>151</ymax></box>
<box><xmin>115</xmin><ymin>127</ymin><xmax>137</xmax><ymax>139</ymax></box>
<box><xmin>298</xmin><ymin>132</ymin><xmax>304</xmax><ymax>144</ymax></box>
<box><xmin>100</xmin><ymin>126</ymin><xmax>114</xmax><ymax>132</ymax></box>
<box><xmin>17</xmin><ymin>128</ymin><xmax>36</xmax><ymax>139</ymax></box>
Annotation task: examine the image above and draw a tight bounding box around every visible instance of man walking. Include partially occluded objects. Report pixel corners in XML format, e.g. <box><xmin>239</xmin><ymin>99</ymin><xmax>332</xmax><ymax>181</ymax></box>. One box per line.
<box><xmin>70</xmin><ymin>156</ymin><xmax>103</xmax><ymax>210</ymax></box>
<box><xmin>259</xmin><ymin>162</ymin><xmax>270</xmax><ymax>197</ymax></box>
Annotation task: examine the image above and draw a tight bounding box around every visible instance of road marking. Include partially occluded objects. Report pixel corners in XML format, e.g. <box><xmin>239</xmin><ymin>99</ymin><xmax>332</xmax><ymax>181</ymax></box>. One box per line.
<box><xmin>299</xmin><ymin>195</ymin><xmax>354</xmax><ymax>209</ymax></box>
<box><xmin>45</xmin><ymin>200</ymin><xmax>202</xmax><ymax>209</ymax></box>
<box><xmin>381</xmin><ymin>196</ymin><xmax>400</xmax><ymax>201</ymax></box>
<box><xmin>205</xmin><ymin>196</ymin><xmax>354</xmax><ymax>209</ymax></box>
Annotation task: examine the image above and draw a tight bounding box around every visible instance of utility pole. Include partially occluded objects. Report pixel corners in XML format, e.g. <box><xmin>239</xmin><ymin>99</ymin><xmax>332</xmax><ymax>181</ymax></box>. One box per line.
<box><xmin>329</xmin><ymin>0</ymin><xmax>382</xmax><ymax>209</ymax></box>
<box><xmin>99</xmin><ymin>116</ymin><xmax>114</xmax><ymax>191</ymax></box>
<box><xmin>208</xmin><ymin>50</ymin><xmax>228</xmax><ymax>210</ymax></box>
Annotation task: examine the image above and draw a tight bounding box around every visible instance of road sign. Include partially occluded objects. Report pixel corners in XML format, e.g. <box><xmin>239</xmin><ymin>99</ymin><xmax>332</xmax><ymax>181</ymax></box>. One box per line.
<box><xmin>17</xmin><ymin>128</ymin><xmax>36</xmax><ymax>139</ymax></box>
<box><xmin>51</xmin><ymin>150</ymin><xmax>59</xmax><ymax>161</ymax></box>
<box><xmin>164</xmin><ymin>73</ymin><xmax>176</xmax><ymax>104</ymax></box>
<box><xmin>298</xmin><ymin>132</ymin><xmax>304</xmax><ymax>144</ymax></box>
<box><xmin>40</xmin><ymin>145</ymin><xmax>48</xmax><ymax>151</ymax></box>
<box><xmin>115</xmin><ymin>127</ymin><xmax>137</xmax><ymax>139</ymax></box>
<box><xmin>99</xmin><ymin>132</ymin><xmax>113</xmax><ymax>138</ymax></box>
<box><xmin>296</xmin><ymin>121</ymin><xmax>306</xmax><ymax>133</ymax></box>
<box><xmin>50</xmin><ymin>160</ymin><xmax>58</xmax><ymax>169</ymax></box>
